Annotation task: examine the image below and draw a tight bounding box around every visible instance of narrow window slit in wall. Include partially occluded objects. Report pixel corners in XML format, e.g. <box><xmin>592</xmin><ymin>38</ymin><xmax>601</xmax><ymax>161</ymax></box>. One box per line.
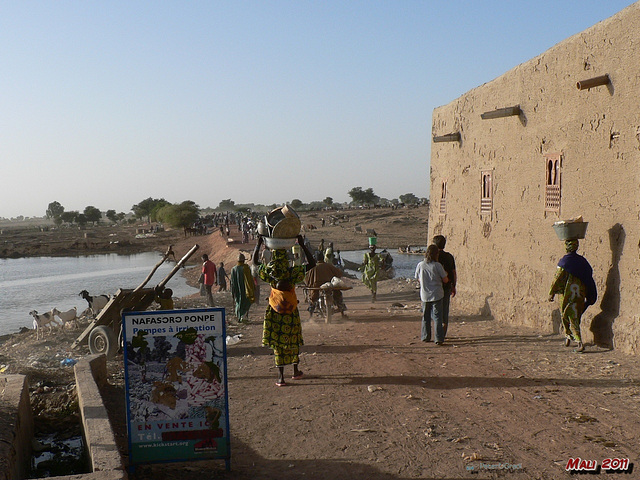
<box><xmin>439</xmin><ymin>180</ymin><xmax>447</xmax><ymax>216</ymax></box>
<box><xmin>544</xmin><ymin>153</ymin><xmax>561</xmax><ymax>214</ymax></box>
<box><xmin>480</xmin><ymin>170</ymin><xmax>493</xmax><ymax>218</ymax></box>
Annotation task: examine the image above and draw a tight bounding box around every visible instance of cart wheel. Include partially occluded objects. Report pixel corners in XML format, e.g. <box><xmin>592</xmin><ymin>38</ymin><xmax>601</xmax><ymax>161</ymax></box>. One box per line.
<box><xmin>88</xmin><ymin>325</ymin><xmax>118</xmax><ymax>359</ymax></box>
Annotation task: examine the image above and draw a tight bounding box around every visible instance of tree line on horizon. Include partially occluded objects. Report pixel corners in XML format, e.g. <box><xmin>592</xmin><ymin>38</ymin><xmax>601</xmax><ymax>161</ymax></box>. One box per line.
<box><xmin>37</xmin><ymin>188</ymin><xmax>428</xmax><ymax>228</ymax></box>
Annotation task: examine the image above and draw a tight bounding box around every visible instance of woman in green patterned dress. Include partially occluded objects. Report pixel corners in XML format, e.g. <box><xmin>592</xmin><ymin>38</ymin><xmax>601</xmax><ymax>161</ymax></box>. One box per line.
<box><xmin>361</xmin><ymin>244</ymin><xmax>381</xmax><ymax>302</ymax></box>
<box><xmin>253</xmin><ymin>235</ymin><xmax>315</xmax><ymax>386</ymax></box>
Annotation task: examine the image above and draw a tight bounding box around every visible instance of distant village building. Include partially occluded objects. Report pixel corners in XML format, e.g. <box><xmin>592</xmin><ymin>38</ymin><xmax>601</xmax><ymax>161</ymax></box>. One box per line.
<box><xmin>429</xmin><ymin>3</ymin><xmax>640</xmax><ymax>354</ymax></box>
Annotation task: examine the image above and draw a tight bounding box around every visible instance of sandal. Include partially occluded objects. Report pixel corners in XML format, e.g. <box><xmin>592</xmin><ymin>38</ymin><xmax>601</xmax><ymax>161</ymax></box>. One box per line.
<box><xmin>275</xmin><ymin>381</ymin><xmax>287</xmax><ymax>387</ymax></box>
<box><xmin>291</xmin><ymin>371</ymin><xmax>304</xmax><ymax>380</ymax></box>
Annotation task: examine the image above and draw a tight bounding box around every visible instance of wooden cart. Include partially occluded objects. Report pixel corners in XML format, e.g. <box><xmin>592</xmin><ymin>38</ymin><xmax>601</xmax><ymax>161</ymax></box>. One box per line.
<box><xmin>70</xmin><ymin>244</ymin><xmax>200</xmax><ymax>358</ymax></box>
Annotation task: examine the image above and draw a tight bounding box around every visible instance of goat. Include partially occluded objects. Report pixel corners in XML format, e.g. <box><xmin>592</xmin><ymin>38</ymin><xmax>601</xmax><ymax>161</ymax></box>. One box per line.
<box><xmin>79</xmin><ymin>290</ymin><xmax>110</xmax><ymax>317</ymax></box>
<box><xmin>29</xmin><ymin>309</ymin><xmax>59</xmax><ymax>339</ymax></box>
<box><xmin>164</xmin><ymin>244</ymin><xmax>177</xmax><ymax>263</ymax></box>
<box><xmin>52</xmin><ymin>307</ymin><xmax>79</xmax><ymax>329</ymax></box>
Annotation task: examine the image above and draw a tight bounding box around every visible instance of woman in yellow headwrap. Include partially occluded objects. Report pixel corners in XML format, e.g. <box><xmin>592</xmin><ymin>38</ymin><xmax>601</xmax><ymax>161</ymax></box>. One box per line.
<box><xmin>549</xmin><ymin>239</ymin><xmax>597</xmax><ymax>353</ymax></box>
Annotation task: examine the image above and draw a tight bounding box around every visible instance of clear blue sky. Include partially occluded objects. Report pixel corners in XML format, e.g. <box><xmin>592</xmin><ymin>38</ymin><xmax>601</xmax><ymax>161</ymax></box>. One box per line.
<box><xmin>1</xmin><ymin>1</ymin><xmax>636</xmax><ymax>218</ymax></box>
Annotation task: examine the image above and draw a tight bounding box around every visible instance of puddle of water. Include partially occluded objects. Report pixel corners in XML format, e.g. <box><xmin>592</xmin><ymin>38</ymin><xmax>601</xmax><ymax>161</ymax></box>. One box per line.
<box><xmin>30</xmin><ymin>434</ymin><xmax>89</xmax><ymax>478</ymax></box>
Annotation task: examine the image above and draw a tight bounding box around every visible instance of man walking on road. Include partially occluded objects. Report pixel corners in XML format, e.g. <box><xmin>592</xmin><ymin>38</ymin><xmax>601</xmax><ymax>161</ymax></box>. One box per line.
<box><xmin>433</xmin><ymin>235</ymin><xmax>456</xmax><ymax>338</ymax></box>
<box><xmin>201</xmin><ymin>254</ymin><xmax>217</xmax><ymax>307</ymax></box>
<box><xmin>230</xmin><ymin>253</ymin><xmax>255</xmax><ymax>323</ymax></box>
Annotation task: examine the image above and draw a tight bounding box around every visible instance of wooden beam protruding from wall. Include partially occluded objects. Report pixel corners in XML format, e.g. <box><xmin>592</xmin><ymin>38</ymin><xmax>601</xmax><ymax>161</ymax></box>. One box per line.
<box><xmin>433</xmin><ymin>132</ymin><xmax>461</xmax><ymax>143</ymax></box>
<box><xmin>481</xmin><ymin>105</ymin><xmax>522</xmax><ymax>120</ymax></box>
<box><xmin>576</xmin><ymin>74</ymin><xmax>610</xmax><ymax>90</ymax></box>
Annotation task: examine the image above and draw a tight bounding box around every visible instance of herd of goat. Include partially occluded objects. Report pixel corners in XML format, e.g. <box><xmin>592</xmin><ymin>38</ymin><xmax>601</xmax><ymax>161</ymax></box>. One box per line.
<box><xmin>28</xmin><ymin>290</ymin><xmax>111</xmax><ymax>339</ymax></box>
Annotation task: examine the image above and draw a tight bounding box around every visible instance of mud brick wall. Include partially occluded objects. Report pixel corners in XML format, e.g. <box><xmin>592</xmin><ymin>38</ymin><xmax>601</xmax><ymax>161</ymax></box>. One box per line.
<box><xmin>429</xmin><ymin>3</ymin><xmax>640</xmax><ymax>354</ymax></box>
<box><xmin>0</xmin><ymin>375</ymin><xmax>34</xmax><ymax>480</ymax></box>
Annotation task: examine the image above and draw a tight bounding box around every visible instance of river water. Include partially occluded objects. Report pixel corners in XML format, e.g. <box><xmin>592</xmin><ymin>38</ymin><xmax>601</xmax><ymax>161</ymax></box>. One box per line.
<box><xmin>0</xmin><ymin>252</ymin><xmax>198</xmax><ymax>337</ymax></box>
<box><xmin>339</xmin><ymin>248</ymin><xmax>426</xmax><ymax>279</ymax></box>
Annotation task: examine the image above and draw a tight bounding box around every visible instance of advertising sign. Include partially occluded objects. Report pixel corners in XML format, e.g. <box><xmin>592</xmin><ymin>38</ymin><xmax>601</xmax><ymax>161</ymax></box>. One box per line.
<box><xmin>122</xmin><ymin>308</ymin><xmax>230</xmax><ymax>469</ymax></box>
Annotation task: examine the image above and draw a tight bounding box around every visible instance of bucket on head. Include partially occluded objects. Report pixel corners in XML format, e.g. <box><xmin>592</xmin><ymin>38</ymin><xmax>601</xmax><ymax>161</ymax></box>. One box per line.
<box><xmin>368</xmin><ymin>237</ymin><xmax>377</xmax><ymax>246</ymax></box>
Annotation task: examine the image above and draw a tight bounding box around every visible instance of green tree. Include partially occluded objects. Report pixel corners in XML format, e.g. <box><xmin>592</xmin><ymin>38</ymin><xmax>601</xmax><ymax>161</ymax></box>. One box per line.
<box><xmin>290</xmin><ymin>199</ymin><xmax>304</xmax><ymax>210</ymax></box>
<box><xmin>156</xmin><ymin>201</ymin><xmax>200</xmax><ymax>229</ymax></box>
<box><xmin>46</xmin><ymin>201</ymin><xmax>65</xmax><ymax>219</ymax></box>
<box><xmin>106</xmin><ymin>210</ymin><xmax>118</xmax><ymax>223</ymax></box>
<box><xmin>116</xmin><ymin>212</ymin><xmax>126</xmax><ymax>222</ymax></box>
<box><xmin>84</xmin><ymin>206</ymin><xmax>102</xmax><ymax>225</ymax></box>
<box><xmin>60</xmin><ymin>211</ymin><xmax>78</xmax><ymax>224</ymax></box>
<box><xmin>399</xmin><ymin>193</ymin><xmax>419</xmax><ymax>205</ymax></box>
<box><xmin>217</xmin><ymin>199</ymin><xmax>235</xmax><ymax>210</ymax></box>
<box><xmin>307</xmin><ymin>201</ymin><xmax>325</xmax><ymax>211</ymax></box>
<box><xmin>132</xmin><ymin>198</ymin><xmax>168</xmax><ymax>222</ymax></box>
<box><xmin>76</xmin><ymin>213</ymin><xmax>88</xmax><ymax>227</ymax></box>
<box><xmin>323</xmin><ymin>197</ymin><xmax>333</xmax><ymax>207</ymax></box>
<box><xmin>150</xmin><ymin>200</ymin><xmax>170</xmax><ymax>222</ymax></box>
<box><xmin>348</xmin><ymin>187</ymin><xmax>379</xmax><ymax>206</ymax></box>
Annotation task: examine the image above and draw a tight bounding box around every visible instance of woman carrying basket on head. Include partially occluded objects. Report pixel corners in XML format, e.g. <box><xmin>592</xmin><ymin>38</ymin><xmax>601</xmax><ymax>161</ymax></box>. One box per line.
<box><xmin>253</xmin><ymin>234</ymin><xmax>316</xmax><ymax>387</ymax></box>
<box><xmin>549</xmin><ymin>239</ymin><xmax>597</xmax><ymax>353</ymax></box>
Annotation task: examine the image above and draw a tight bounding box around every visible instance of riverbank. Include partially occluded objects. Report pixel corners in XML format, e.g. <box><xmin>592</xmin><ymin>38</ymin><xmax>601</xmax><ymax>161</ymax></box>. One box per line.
<box><xmin>0</xmin><ymin>222</ymin><xmax>185</xmax><ymax>259</ymax></box>
<box><xmin>0</xmin><ymin>205</ymin><xmax>429</xmax><ymax>261</ymax></box>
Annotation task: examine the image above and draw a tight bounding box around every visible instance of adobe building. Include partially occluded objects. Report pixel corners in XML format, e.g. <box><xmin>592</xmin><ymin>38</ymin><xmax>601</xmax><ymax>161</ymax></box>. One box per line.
<box><xmin>429</xmin><ymin>2</ymin><xmax>640</xmax><ymax>354</ymax></box>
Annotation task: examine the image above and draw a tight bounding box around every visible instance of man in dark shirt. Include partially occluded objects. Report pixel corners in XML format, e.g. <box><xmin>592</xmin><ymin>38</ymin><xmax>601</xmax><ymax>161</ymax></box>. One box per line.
<box><xmin>433</xmin><ymin>235</ymin><xmax>457</xmax><ymax>337</ymax></box>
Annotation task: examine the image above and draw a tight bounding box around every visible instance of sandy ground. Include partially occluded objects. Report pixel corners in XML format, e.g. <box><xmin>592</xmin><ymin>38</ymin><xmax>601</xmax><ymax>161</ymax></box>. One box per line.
<box><xmin>2</xmin><ymin>206</ymin><xmax>639</xmax><ymax>478</ymax></box>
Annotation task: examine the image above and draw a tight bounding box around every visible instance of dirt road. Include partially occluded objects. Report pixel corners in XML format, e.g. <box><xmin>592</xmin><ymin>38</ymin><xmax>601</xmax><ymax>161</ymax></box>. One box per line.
<box><xmin>127</xmin><ymin>278</ymin><xmax>640</xmax><ymax>480</ymax></box>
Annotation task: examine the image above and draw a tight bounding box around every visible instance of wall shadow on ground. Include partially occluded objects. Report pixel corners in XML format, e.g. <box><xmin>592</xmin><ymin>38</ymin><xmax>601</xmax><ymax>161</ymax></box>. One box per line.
<box><xmin>131</xmin><ymin>439</ymin><xmax>450</xmax><ymax>480</ymax></box>
<box><xmin>452</xmin><ymin>313</ymin><xmax>494</xmax><ymax>325</ymax></box>
<box><xmin>352</xmin><ymin>314</ymin><xmax>417</xmax><ymax>324</ymax></box>
<box><xmin>444</xmin><ymin>333</ymin><xmax>555</xmax><ymax>347</ymax></box>
<box><xmin>590</xmin><ymin>223</ymin><xmax>624</xmax><ymax>349</ymax></box>
<box><xmin>227</xmin><ymin>343</ymin><xmax>379</xmax><ymax>358</ymax></box>
<box><xmin>350</xmin><ymin>290</ymin><xmax>417</xmax><ymax>304</ymax></box>
<box><xmin>347</xmin><ymin>374</ymin><xmax>639</xmax><ymax>390</ymax></box>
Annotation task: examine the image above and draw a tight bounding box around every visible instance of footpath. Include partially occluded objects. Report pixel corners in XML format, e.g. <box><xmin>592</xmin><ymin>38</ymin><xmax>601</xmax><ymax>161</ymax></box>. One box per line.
<box><xmin>126</xmin><ymin>277</ymin><xmax>640</xmax><ymax>480</ymax></box>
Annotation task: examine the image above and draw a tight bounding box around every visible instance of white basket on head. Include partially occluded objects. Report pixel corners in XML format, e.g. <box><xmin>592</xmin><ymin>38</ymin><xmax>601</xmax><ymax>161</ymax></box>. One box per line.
<box><xmin>264</xmin><ymin>236</ymin><xmax>297</xmax><ymax>250</ymax></box>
